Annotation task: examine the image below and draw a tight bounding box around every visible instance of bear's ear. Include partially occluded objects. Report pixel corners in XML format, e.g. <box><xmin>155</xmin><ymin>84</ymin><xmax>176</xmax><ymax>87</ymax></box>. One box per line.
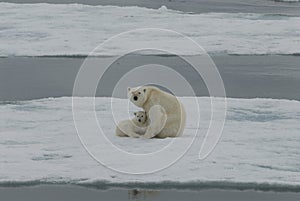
<box><xmin>127</xmin><ymin>87</ymin><xmax>131</xmax><ymax>92</ymax></box>
<box><xmin>143</xmin><ymin>89</ymin><xmax>146</xmax><ymax>93</ymax></box>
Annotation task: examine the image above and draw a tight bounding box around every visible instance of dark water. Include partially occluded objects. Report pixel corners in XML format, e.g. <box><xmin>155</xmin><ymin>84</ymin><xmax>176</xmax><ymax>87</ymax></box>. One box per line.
<box><xmin>1</xmin><ymin>55</ymin><xmax>300</xmax><ymax>101</ymax></box>
<box><xmin>0</xmin><ymin>185</ymin><xmax>299</xmax><ymax>201</ymax></box>
<box><xmin>2</xmin><ymin>0</ymin><xmax>300</xmax><ymax>15</ymax></box>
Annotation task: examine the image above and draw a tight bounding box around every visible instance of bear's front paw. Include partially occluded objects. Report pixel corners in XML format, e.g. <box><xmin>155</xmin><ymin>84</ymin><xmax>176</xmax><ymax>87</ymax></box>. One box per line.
<box><xmin>142</xmin><ymin>134</ymin><xmax>154</xmax><ymax>139</ymax></box>
<box><xmin>131</xmin><ymin>134</ymin><xmax>141</xmax><ymax>138</ymax></box>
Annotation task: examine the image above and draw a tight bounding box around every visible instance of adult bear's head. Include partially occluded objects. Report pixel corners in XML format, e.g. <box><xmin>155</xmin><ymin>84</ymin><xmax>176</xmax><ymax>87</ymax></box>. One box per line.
<box><xmin>127</xmin><ymin>86</ymin><xmax>149</xmax><ymax>108</ymax></box>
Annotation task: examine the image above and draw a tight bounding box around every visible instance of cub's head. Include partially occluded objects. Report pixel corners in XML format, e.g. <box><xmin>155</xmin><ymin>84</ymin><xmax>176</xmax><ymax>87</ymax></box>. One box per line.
<box><xmin>127</xmin><ymin>86</ymin><xmax>149</xmax><ymax>107</ymax></box>
<box><xmin>133</xmin><ymin>111</ymin><xmax>147</xmax><ymax>124</ymax></box>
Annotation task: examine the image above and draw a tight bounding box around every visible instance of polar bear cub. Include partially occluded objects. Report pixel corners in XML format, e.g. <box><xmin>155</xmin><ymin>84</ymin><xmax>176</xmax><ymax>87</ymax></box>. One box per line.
<box><xmin>115</xmin><ymin>111</ymin><xmax>148</xmax><ymax>138</ymax></box>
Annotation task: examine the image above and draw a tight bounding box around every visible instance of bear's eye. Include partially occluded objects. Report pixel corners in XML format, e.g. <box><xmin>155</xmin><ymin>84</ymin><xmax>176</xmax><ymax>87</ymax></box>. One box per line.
<box><xmin>141</xmin><ymin>116</ymin><xmax>143</xmax><ymax>117</ymax></box>
<box><xmin>138</xmin><ymin>92</ymin><xmax>141</xmax><ymax>94</ymax></box>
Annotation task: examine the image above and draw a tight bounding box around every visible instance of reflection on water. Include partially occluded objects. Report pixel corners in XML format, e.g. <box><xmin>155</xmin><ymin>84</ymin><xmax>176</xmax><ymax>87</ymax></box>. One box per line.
<box><xmin>0</xmin><ymin>185</ymin><xmax>299</xmax><ymax>201</ymax></box>
<box><xmin>127</xmin><ymin>189</ymin><xmax>300</xmax><ymax>201</ymax></box>
<box><xmin>126</xmin><ymin>188</ymin><xmax>300</xmax><ymax>201</ymax></box>
<box><xmin>128</xmin><ymin>189</ymin><xmax>159</xmax><ymax>201</ymax></box>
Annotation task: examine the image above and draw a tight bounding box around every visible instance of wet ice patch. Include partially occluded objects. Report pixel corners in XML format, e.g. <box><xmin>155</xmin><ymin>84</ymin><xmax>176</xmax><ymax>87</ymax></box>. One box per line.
<box><xmin>31</xmin><ymin>153</ymin><xmax>72</xmax><ymax>161</ymax></box>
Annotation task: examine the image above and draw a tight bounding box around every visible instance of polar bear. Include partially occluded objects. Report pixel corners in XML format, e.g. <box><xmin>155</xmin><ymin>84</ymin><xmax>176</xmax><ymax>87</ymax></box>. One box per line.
<box><xmin>115</xmin><ymin>111</ymin><xmax>148</xmax><ymax>138</ymax></box>
<box><xmin>128</xmin><ymin>86</ymin><xmax>186</xmax><ymax>138</ymax></box>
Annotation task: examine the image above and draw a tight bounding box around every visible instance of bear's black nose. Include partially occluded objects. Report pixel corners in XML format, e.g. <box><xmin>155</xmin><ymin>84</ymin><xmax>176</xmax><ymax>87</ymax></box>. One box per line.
<box><xmin>138</xmin><ymin>119</ymin><xmax>141</xmax><ymax>122</ymax></box>
<box><xmin>133</xmin><ymin>96</ymin><xmax>138</xmax><ymax>101</ymax></box>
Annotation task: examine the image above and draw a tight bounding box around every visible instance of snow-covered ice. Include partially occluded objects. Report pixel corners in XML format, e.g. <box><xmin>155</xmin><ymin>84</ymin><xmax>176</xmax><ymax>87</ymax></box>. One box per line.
<box><xmin>0</xmin><ymin>97</ymin><xmax>299</xmax><ymax>191</ymax></box>
<box><xmin>275</xmin><ymin>0</ymin><xmax>299</xmax><ymax>2</ymax></box>
<box><xmin>0</xmin><ymin>3</ymin><xmax>300</xmax><ymax>56</ymax></box>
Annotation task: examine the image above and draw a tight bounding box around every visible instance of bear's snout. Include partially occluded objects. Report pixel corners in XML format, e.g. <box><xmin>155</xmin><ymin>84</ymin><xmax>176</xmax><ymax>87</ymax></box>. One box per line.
<box><xmin>133</xmin><ymin>96</ymin><xmax>138</xmax><ymax>101</ymax></box>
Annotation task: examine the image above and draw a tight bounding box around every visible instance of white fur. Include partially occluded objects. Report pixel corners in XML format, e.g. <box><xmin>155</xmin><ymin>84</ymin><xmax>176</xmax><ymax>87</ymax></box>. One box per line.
<box><xmin>128</xmin><ymin>86</ymin><xmax>186</xmax><ymax>138</ymax></box>
<box><xmin>115</xmin><ymin>111</ymin><xmax>148</xmax><ymax>138</ymax></box>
